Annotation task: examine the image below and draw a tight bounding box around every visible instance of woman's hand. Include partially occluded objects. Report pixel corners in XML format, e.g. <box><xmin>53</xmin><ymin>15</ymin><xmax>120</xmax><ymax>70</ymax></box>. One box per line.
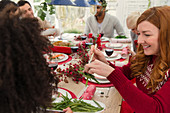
<box><xmin>89</xmin><ymin>45</ymin><xmax>108</xmax><ymax>64</ymax></box>
<box><xmin>83</xmin><ymin>59</ymin><xmax>115</xmax><ymax>77</ymax></box>
<box><xmin>63</xmin><ymin>107</ymin><xmax>73</xmax><ymax>113</ymax></box>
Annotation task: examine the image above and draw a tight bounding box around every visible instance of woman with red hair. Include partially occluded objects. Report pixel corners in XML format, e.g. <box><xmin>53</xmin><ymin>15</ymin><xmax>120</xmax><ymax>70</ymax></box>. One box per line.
<box><xmin>84</xmin><ymin>6</ymin><xmax>170</xmax><ymax>113</ymax></box>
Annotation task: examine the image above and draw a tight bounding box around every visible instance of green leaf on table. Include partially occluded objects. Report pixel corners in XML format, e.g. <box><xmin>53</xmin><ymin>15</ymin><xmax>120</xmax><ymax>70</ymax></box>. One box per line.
<box><xmin>78</xmin><ymin>68</ymin><xmax>100</xmax><ymax>86</ymax></box>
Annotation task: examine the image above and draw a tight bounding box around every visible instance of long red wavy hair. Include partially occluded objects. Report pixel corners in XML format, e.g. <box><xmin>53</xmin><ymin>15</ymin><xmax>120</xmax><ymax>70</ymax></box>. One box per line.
<box><xmin>130</xmin><ymin>6</ymin><xmax>170</xmax><ymax>92</ymax></box>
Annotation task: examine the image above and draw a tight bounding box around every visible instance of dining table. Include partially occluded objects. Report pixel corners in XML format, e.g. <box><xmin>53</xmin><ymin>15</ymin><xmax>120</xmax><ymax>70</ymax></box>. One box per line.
<box><xmin>49</xmin><ymin>33</ymin><xmax>132</xmax><ymax>113</ymax></box>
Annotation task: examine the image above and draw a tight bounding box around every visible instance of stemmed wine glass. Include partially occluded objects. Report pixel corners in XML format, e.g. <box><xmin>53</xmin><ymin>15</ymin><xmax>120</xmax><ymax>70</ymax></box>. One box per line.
<box><xmin>46</xmin><ymin>53</ymin><xmax>58</xmax><ymax>71</ymax></box>
<box><xmin>105</xmin><ymin>48</ymin><xmax>114</xmax><ymax>58</ymax></box>
<box><xmin>71</xmin><ymin>46</ymin><xmax>79</xmax><ymax>60</ymax></box>
<box><xmin>48</xmin><ymin>61</ymin><xmax>58</xmax><ymax>71</ymax></box>
<box><xmin>85</xmin><ymin>42</ymin><xmax>93</xmax><ymax>49</ymax></box>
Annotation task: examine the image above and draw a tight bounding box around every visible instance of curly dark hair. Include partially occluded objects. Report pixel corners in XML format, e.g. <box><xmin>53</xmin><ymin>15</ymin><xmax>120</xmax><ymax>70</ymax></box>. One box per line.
<box><xmin>0</xmin><ymin>3</ymin><xmax>59</xmax><ymax>113</ymax></box>
<box><xmin>0</xmin><ymin>0</ymin><xmax>17</xmax><ymax>11</ymax></box>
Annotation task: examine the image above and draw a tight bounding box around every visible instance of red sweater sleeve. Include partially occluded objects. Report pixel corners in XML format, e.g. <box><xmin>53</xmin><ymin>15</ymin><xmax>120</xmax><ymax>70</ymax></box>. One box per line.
<box><xmin>107</xmin><ymin>68</ymin><xmax>170</xmax><ymax>113</ymax></box>
<box><xmin>108</xmin><ymin>61</ymin><xmax>132</xmax><ymax>80</ymax></box>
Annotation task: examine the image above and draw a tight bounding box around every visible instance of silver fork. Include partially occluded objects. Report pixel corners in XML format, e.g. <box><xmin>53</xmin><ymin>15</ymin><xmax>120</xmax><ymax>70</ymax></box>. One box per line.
<box><xmin>105</xmin><ymin>87</ymin><xmax>111</xmax><ymax>98</ymax></box>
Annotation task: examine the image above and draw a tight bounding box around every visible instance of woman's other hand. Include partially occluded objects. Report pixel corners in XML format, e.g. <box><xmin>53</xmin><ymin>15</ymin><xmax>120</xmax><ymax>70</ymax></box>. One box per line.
<box><xmin>89</xmin><ymin>45</ymin><xmax>108</xmax><ymax>64</ymax></box>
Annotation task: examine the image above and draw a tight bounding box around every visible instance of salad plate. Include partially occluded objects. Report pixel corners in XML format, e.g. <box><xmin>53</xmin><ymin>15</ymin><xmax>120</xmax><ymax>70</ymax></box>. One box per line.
<box><xmin>52</xmin><ymin>88</ymin><xmax>72</xmax><ymax>99</ymax></box>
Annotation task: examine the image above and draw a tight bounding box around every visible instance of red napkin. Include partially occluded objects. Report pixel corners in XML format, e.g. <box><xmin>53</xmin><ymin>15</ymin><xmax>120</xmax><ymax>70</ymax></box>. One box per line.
<box><xmin>50</xmin><ymin>46</ymin><xmax>71</xmax><ymax>54</ymax></box>
<box><xmin>85</xmin><ymin>85</ymin><xmax>96</xmax><ymax>94</ymax></box>
<box><xmin>80</xmin><ymin>85</ymin><xmax>96</xmax><ymax>100</ymax></box>
<box><xmin>80</xmin><ymin>93</ymin><xmax>93</xmax><ymax>100</ymax></box>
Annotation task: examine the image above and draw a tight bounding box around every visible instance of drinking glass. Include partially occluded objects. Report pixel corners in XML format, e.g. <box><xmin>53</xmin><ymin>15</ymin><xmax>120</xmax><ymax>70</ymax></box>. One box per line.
<box><xmin>48</xmin><ymin>62</ymin><xmax>58</xmax><ymax>71</ymax></box>
<box><xmin>71</xmin><ymin>46</ymin><xmax>79</xmax><ymax>59</ymax></box>
<box><xmin>105</xmin><ymin>49</ymin><xmax>114</xmax><ymax>58</ymax></box>
<box><xmin>85</xmin><ymin>42</ymin><xmax>93</xmax><ymax>49</ymax></box>
<box><xmin>48</xmin><ymin>53</ymin><xmax>58</xmax><ymax>71</ymax></box>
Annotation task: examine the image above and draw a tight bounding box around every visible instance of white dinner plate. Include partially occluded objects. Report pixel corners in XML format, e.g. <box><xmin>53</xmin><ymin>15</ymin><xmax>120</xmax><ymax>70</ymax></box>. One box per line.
<box><xmin>48</xmin><ymin>99</ymin><xmax>106</xmax><ymax>113</ymax></box>
<box><xmin>52</xmin><ymin>88</ymin><xmax>72</xmax><ymax>99</ymax></box>
<box><xmin>93</xmin><ymin>73</ymin><xmax>107</xmax><ymax>80</ymax></box>
<box><xmin>105</xmin><ymin>43</ymin><xmax>127</xmax><ymax>49</ymax></box>
<box><xmin>86</xmin><ymin>77</ymin><xmax>110</xmax><ymax>84</ymax></box>
<box><xmin>101</xmin><ymin>37</ymin><xmax>110</xmax><ymax>41</ymax></box>
<box><xmin>44</xmin><ymin>53</ymin><xmax>69</xmax><ymax>63</ymax></box>
<box><xmin>105</xmin><ymin>43</ymin><xmax>123</xmax><ymax>48</ymax></box>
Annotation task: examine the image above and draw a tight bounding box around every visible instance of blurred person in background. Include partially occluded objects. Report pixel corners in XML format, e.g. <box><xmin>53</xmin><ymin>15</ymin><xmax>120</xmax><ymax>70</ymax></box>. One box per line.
<box><xmin>17</xmin><ymin>0</ymin><xmax>60</xmax><ymax>36</ymax></box>
<box><xmin>84</xmin><ymin>0</ymin><xmax>125</xmax><ymax>38</ymax></box>
<box><xmin>126</xmin><ymin>11</ymin><xmax>140</xmax><ymax>53</ymax></box>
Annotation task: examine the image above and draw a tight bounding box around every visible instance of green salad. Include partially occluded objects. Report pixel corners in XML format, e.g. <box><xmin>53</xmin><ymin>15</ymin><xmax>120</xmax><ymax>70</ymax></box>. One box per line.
<box><xmin>115</xmin><ymin>35</ymin><xmax>128</xmax><ymax>39</ymax></box>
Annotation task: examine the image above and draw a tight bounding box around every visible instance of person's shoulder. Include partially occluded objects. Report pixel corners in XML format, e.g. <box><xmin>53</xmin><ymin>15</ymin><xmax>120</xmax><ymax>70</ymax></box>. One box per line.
<box><xmin>106</xmin><ymin>13</ymin><xmax>118</xmax><ymax>20</ymax></box>
<box><xmin>87</xmin><ymin>15</ymin><xmax>94</xmax><ymax>20</ymax></box>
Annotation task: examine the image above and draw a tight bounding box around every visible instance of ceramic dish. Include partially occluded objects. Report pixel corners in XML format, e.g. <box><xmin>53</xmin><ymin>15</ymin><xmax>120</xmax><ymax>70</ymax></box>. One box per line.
<box><xmin>44</xmin><ymin>53</ymin><xmax>69</xmax><ymax>63</ymax></box>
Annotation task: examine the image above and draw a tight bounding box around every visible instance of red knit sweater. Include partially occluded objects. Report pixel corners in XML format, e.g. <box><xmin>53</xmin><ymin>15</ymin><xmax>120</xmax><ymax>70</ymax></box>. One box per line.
<box><xmin>107</xmin><ymin>58</ymin><xmax>170</xmax><ymax>113</ymax></box>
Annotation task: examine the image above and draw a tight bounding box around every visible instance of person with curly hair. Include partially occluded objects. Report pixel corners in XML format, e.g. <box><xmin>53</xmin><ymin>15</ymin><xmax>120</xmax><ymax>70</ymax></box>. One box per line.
<box><xmin>84</xmin><ymin>6</ymin><xmax>170</xmax><ymax>113</ymax></box>
<box><xmin>0</xmin><ymin>2</ymin><xmax>60</xmax><ymax>113</ymax></box>
<box><xmin>0</xmin><ymin>0</ymin><xmax>17</xmax><ymax>11</ymax></box>
<box><xmin>84</xmin><ymin>0</ymin><xmax>125</xmax><ymax>38</ymax></box>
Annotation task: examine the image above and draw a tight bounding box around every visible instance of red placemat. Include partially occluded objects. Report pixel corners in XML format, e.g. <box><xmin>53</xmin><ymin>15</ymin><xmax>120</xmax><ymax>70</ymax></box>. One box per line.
<box><xmin>50</xmin><ymin>46</ymin><xmax>72</xmax><ymax>54</ymax></box>
<box><xmin>59</xmin><ymin>87</ymin><xmax>77</xmax><ymax>99</ymax></box>
<box><xmin>58</xmin><ymin>55</ymin><xmax>72</xmax><ymax>65</ymax></box>
<box><xmin>81</xmin><ymin>78</ymin><xmax>114</xmax><ymax>87</ymax></box>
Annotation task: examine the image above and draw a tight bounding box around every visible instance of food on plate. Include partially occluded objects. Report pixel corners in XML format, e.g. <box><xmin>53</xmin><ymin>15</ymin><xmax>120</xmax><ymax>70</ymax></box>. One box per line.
<box><xmin>48</xmin><ymin>94</ymin><xmax>104</xmax><ymax>112</ymax></box>
<box><xmin>78</xmin><ymin>67</ymin><xmax>100</xmax><ymax>86</ymax></box>
<box><xmin>44</xmin><ymin>53</ymin><xmax>66</xmax><ymax>63</ymax></box>
<box><xmin>48</xmin><ymin>54</ymin><xmax>64</xmax><ymax>60</ymax></box>
<box><xmin>53</xmin><ymin>41</ymin><xmax>71</xmax><ymax>47</ymax></box>
<box><xmin>115</xmin><ymin>35</ymin><xmax>128</xmax><ymax>39</ymax></box>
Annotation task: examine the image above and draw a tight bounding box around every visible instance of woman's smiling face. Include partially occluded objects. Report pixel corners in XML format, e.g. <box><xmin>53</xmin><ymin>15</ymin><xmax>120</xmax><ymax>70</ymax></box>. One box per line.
<box><xmin>137</xmin><ymin>21</ymin><xmax>160</xmax><ymax>55</ymax></box>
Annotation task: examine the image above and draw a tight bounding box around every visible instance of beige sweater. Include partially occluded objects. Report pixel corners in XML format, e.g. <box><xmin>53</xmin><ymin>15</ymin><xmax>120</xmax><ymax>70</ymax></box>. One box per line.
<box><xmin>84</xmin><ymin>13</ymin><xmax>125</xmax><ymax>38</ymax></box>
